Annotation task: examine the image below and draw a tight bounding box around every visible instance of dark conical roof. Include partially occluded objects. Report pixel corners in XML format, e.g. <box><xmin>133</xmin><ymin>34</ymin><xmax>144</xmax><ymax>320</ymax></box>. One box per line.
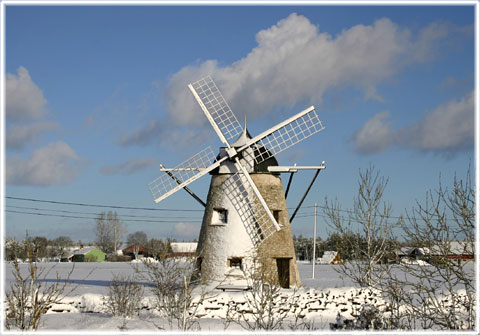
<box><xmin>229</xmin><ymin>123</ymin><xmax>279</xmax><ymax>173</ymax></box>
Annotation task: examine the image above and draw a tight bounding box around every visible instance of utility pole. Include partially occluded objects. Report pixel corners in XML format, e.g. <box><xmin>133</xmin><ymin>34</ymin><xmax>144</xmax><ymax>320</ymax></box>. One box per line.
<box><xmin>312</xmin><ymin>202</ymin><xmax>317</xmax><ymax>279</ymax></box>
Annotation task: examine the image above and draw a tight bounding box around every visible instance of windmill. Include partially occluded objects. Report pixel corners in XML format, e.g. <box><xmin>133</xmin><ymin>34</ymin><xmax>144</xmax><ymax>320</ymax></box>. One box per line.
<box><xmin>149</xmin><ymin>76</ymin><xmax>325</xmax><ymax>287</ymax></box>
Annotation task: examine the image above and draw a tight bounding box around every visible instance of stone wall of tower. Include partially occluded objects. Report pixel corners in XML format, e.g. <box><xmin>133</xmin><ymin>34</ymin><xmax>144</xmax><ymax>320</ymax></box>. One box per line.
<box><xmin>196</xmin><ymin>172</ymin><xmax>301</xmax><ymax>287</ymax></box>
<box><xmin>252</xmin><ymin>174</ymin><xmax>302</xmax><ymax>288</ymax></box>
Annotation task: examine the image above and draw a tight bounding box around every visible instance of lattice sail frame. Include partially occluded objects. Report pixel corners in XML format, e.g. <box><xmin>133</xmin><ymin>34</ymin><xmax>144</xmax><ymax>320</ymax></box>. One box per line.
<box><xmin>238</xmin><ymin>107</ymin><xmax>325</xmax><ymax>165</ymax></box>
<box><xmin>189</xmin><ymin>76</ymin><xmax>243</xmax><ymax>143</ymax></box>
<box><xmin>253</xmin><ymin>109</ymin><xmax>324</xmax><ymax>164</ymax></box>
<box><xmin>149</xmin><ymin>146</ymin><xmax>218</xmax><ymax>203</ymax></box>
<box><xmin>223</xmin><ymin>172</ymin><xmax>279</xmax><ymax>247</ymax></box>
<box><xmin>149</xmin><ymin>76</ymin><xmax>325</xmax><ymax>247</ymax></box>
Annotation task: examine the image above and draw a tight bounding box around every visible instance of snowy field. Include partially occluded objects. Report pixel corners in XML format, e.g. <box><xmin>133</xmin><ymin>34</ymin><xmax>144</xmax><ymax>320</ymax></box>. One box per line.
<box><xmin>4</xmin><ymin>260</ymin><xmax>352</xmax><ymax>296</ymax></box>
<box><xmin>3</xmin><ymin>260</ymin><xmax>474</xmax><ymax>332</ymax></box>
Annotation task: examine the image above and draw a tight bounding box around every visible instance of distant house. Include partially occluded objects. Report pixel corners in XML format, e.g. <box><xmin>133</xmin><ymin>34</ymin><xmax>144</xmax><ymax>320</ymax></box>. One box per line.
<box><xmin>62</xmin><ymin>247</ymin><xmax>105</xmax><ymax>262</ymax></box>
<box><xmin>395</xmin><ymin>241</ymin><xmax>474</xmax><ymax>264</ymax></box>
<box><xmin>396</xmin><ymin>247</ymin><xmax>427</xmax><ymax>260</ymax></box>
<box><xmin>122</xmin><ymin>244</ymin><xmax>150</xmax><ymax>259</ymax></box>
<box><xmin>430</xmin><ymin>241</ymin><xmax>474</xmax><ymax>260</ymax></box>
<box><xmin>317</xmin><ymin>251</ymin><xmax>344</xmax><ymax>265</ymax></box>
<box><xmin>169</xmin><ymin>242</ymin><xmax>197</xmax><ymax>258</ymax></box>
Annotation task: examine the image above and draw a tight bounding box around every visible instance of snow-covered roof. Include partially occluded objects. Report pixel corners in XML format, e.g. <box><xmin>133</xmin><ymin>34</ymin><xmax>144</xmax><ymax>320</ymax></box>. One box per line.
<box><xmin>73</xmin><ymin>247</ymin><xmax>98</xmax><ymax>255</ymax></box>
<box><xmin>318</xmin><ymin>251</ymin><xmax>338</xmax><ymax>264</ymax></box>
<box><xmin>429</xmin><ymin>241</ymin><xmax>474</xmax><ymax>255</ymax></box>
<box><xmin>398</xmin><ymin>241</ymin><xmax>474</xmax><ymax>256</ymax></box>
<box><xmin>398</xmin><ymin>247</ymin><xmax>414</xmax><ymax>255</ymax></box>
<box><xmin>64</xmin><ymin>247</ymin><xmax>100</xmax><ymax>258</ymax></box>
<box><xmin>170</xmin><ymin>242</ymin><xmax>197</xmax><ymax>253</ymax></box>
<box><xmin>122</xmin><ymin>244</ymin><xmax>148</xmax><ymax>253</ymax></box>
<box><xmin>231</xmin><ymin>123</ymin><xmax>250</xmax><ymax>147</ymax></box>
<box><xmin>416</xmin><ymin>247</ymin><xmax>430</xmax><ymax>255</ymax></box>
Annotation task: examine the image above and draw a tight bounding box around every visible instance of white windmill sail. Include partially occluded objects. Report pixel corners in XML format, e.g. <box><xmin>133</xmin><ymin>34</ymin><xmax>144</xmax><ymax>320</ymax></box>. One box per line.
<box><xmin>188</xmin><ymin>76</ymin><xmax>243</xmax><ymax>144</ymax></box>
<box><xmin>149</xmin><ymin>146</ymin><xmax>224</xmax><ymax>203</ymax></box>
<box><xmin>223</xmin><ymin>171</ymin><xmax>279</xmax><ymax>247</ymax></box>
<box><xmin>188</xmin><ymin>77</ymin><xmax>282</xmax><ymax>234</ymax></box>
<box><xmin>238</xmin><ymin>106</ymin><xmax>325</xmax><ymax>164</ymax></box>
<box><xmin>150</xmin><ymin>76</ymin><xmax>325</xmax><ymax>247</ymax></box>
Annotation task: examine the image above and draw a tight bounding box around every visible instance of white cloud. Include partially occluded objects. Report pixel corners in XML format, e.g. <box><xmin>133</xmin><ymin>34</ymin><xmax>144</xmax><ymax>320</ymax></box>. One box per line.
<box><xmin>406</xmin><ymin>91</ymin><xmax>474</xmax><ymax>152</ymax></box>
<box><xmin>172</xmin><ymin>222</ymin><xmax>200</xmax><ymax>240</ymax></box>
<box><xmin>410</xmin><ymin>21</ymin><xmax>449</xmax><ymax>62</ymax></box>
<box><xmin>353</xmin><ymin>91</ymin><xmax>474</xmax><ymax>155</ymax></box>
<box><xmin>6</xmin><ymin>141</ymin><xmax>83</xmax><ymax>186</ymax></box>
<box><xmin>353</xmin><ymin>112</ymin><xmax>394</xmax><ymax>154</ymax></box>
<box><xmin>119</xmin><ymin>120</ymin><xmax>164</xmax><ymax>147</ymax></box>
<box><xmin>100</xmin><ymin>157</ymin><xmax>158</xmax><ymax>175</ymax></box>
<box><xmin>164</xmin><ymin>14</ymin><xmax>450</xmax><ymax>127</ymax></box>
<box><xmin>6</xmin><ymin>66</ymin><xmax>48</xmax><ymax>121</ymax></box>
<box><xmin>119</xmin><ymin>14</ymin><xmax>464</xmax><ymax>150</ymax></box>
<box><xmin>6</xmin><ymin>121</ymin><xmax>59</xmax><ymax>150</ymax></box>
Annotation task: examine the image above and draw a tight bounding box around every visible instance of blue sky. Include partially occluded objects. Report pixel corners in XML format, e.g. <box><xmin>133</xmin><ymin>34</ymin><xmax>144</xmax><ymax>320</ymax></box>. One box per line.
<box><xmin>3</xmin><ymin>3</ymin><xmax>476</xmax><ymax>243</ymax></box>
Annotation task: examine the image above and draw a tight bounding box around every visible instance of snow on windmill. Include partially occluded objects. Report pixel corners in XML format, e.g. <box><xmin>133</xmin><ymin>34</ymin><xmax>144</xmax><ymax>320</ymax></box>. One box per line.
<box><xmin>149</xmin><ymin>76</ymin><xmax>325</xmax><ymax>288</ymax></box>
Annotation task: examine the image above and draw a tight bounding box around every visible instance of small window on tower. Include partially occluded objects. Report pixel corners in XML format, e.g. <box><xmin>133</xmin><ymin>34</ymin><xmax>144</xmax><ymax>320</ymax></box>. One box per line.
<box><xmin>273</xmin><ymin>210</ymin><xmax>281</xmax><ymax>222</ymax></box>
<box><xmin>212</xmin><ymin>208</ymin><xmax>228</xmax><ymax>225</ymax></box>
<box><xmin>228</xmin><ymin>257</ymin><xmax>242</xmax><ymax>269</ymax></box>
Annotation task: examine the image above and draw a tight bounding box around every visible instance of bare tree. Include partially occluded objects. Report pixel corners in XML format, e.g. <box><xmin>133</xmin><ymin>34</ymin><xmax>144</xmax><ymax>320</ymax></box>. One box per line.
<box><xmin>5</xmin><ymin>237</ymin><xmax>24</xmax><ymax>261</ymax></box>
<box><xmin>323</xmin><ymin>165</ymin><xmax>399</xmax><ymax>286</ymax></box>
<box><xmin>327</xmin><ymin>167</ymin><xmax>475</xmax><ymax>331</ymax></box>
<box><xmin>127</xmin><ymin>231</ymin><xmax>148</xmax><ymax>259</ymax></box>
<box><xmin>52</xmin><ymin>236</ymin><xmax>73</xmax><ymax>259</ymax></box>
<box><xmin>146</xmin><ymin>238</ymin><xmax>173</xmax><ymax>259</ymax></box>
<box><xmin>27</xmin><ymin>236</ymin><xmax>49</xmax><ymax>261</ymax></box>
<box><xmin>94</xmin><ymin>211</ymin><xmax>126</xmax><ymax>254</ymax></box>
<box><xmin>94</xmin><ymin>212</ymin><xmax>113</xmax><ymax>253</ymax></box>
<box><xmin>109</xmin><ymin>211</ymin><xmax>127</xmax><ymax>254</ymax></box>
<box><xmin>375</xmin><ymin>169</ymin><xmax>475</xmax><ymax>330</ymax></box>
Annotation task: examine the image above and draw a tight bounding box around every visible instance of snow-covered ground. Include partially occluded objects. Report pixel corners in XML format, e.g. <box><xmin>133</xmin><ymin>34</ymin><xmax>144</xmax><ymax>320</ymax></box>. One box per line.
<box><xmin>3</xmin><ymin>260</ymin><xmax>474</xmax><ymax>331</ymax></box>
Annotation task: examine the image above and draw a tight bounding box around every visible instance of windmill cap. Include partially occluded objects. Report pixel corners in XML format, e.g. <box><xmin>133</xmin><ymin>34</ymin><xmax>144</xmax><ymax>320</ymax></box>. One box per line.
<box><xmin>231</xmin><ymin>120</ymin><xmax>252</xmax><ymax>147</ymax></box>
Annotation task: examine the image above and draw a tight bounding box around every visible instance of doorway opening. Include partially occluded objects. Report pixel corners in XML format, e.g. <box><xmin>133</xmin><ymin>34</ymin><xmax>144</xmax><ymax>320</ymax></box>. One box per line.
<box><xmin>275</xmin><ymin>258</ymin><xmax>290</xmax><ymax>288</ymax></box>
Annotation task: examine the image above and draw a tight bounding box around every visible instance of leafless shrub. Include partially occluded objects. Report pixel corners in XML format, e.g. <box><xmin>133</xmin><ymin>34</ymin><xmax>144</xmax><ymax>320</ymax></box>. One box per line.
<box><xmin>135</xmin><ymin>242</ymin><xmax>210</xmax><ymax>331</ymax></box>
<box><xmin>105</xmin><ymin>273</ymin><xmax>143</xmax><ymax>318</ymax></box>
<box><xmin>4</xmin><ymin>244</ymin><xmax>76</xmax><ymax>330</ymax></box>
<box><xmin>224</xmin><ymin>256</ymin><xmax>303</xmax><ymax>331</ymax></box>
<box><xmin>331</xmin><ymin>304</ymin><xmax>385</xmax><ymax>330</ymax></box>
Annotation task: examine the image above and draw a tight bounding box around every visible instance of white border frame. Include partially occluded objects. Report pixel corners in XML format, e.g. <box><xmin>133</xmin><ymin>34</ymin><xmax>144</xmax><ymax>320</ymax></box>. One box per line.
<box><xmin>0</xmin><ymin>1</ymin><xmax>478</xmax><ymax>334</ymax></box>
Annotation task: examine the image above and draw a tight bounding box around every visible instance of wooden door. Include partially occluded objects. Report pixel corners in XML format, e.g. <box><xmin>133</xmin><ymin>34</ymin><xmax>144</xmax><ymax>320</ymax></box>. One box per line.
<box><xmin>276</xmin><ymin>258</ymin><xmax>290</xmax><ymax>288</ymax></box>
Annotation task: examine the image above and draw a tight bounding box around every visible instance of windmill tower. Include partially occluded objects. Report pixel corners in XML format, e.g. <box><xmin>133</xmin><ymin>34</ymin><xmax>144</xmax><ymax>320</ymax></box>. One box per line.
<box><xmin>149</xmin><ymin>76</ymin><xmax>325</xmax><ymax>288</ymax></box>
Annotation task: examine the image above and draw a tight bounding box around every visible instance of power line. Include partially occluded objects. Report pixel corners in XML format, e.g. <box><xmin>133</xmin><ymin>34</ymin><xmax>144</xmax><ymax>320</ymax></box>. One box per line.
<box><xmin>6</xmin><ymin>196</ymin><xmax>204</xmax><ymax>212</ymax></box>
<box><xmin>5</xmin><ymin>210</ymin><xmax>200</xmax><ymax>224</ymax></box>
<box><xmin>5</xmin><ymin>196</ymin><xmax>461</xmax><ymax>224</ymax></box>
<box><xmin>302</xmin><ymin>204</ymin><xmax>460</xmax><ymax>223</ymax></box>
<box><xmin>6</xmin><ymin>195</ymin><xmax>311</xmax><ymax>214</ymax></box>
<box><xmin>5</xmin><ymin>205</ymin><xmax>203</xmax><ymax>220</ymax></box>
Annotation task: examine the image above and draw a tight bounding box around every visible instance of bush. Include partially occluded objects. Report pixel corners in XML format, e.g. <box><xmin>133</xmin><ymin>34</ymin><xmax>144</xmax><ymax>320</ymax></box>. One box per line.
<box><xmin>224</xmin><ymin>255</ymin><xmax>304</xmax><ymax>331</ymax></box>
<box><xmin>5</xmin><ymin>247</ymin><xmax>75</xmax><ymax>330</ymax></box>
<box><xmin>105</xmin><ymin>274</ymin><xmax>143</xmax><ymax>318</ymax></box>
<box><xmin>136</xmin><ymin>255</ymin><xmax>207</xmax><ymax>331</ymax></box>
<box><xmin>330</xmin><ymin>304</ymin><xmax>384</xmax><ymax>330</ymax></box>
